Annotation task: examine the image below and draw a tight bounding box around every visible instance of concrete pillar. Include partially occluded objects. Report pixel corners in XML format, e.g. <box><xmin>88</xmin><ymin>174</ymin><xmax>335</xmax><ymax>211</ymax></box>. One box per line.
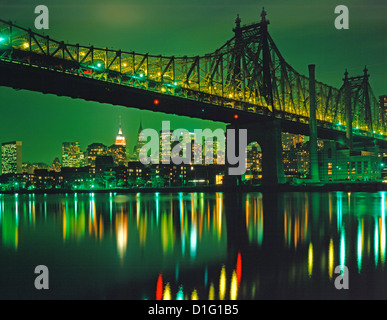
<box><xmin>259</xmin><ymin>119</ymin><xmax>286</xmax><ymax>185</ymax></box>
<box><xmin>227</xmin><ymin>120</ymin><xmax>285</xmax><ymax>185</ymax></box>
<box><xmin>308</xmin><ymin>64</ymin><xmax>320</xmax><ymax>182</ymax></box>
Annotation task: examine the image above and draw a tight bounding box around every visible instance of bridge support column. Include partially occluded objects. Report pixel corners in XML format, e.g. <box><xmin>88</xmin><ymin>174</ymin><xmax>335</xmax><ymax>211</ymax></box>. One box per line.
<box><xmin>308</xmin><ymin>64</ymin><xmax>320</xmax><ymax>182</ymax></box>
<box><xmin>344</xmin><ymin>70</ymin><xmax>353</xmax><ymax>148</ymax></box>
<box><xmin>226</xmin><ymin>119</ymin><xmax>285</xmax><ymax>186</ymax></box>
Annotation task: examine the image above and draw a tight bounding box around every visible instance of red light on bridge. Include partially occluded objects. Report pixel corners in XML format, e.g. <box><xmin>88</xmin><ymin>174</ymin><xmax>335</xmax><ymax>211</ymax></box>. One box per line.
<box><xmin>234</xmin><ymin>114</ymin><xmax>239</xmax><ymax>119</ymax></box>
<box><xmin>154</xmin><ymin>99</ymin><xmax>160</xmax><ymax>105</ymax></box>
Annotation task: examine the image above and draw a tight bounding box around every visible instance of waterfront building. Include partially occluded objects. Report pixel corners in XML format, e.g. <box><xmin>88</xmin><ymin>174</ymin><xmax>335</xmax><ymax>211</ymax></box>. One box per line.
<box><xmin>319</xmin><ymin>141</ymin><xmax>382</xmax><ymax>181</ymax></box>
<box><xmin>1</xmin><ymin>141</ymin><xmax>22</xmax><ymax>174</ymax></box>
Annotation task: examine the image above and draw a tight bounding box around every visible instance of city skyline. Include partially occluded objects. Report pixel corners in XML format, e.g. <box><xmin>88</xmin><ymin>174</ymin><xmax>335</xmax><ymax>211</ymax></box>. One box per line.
<box><xmin>0</xmin><ymin>118</ymin><xmax>225</xmax><ymax>166</ymax></box>
<box><xmin>0</xmin><ymin>0</ymin><xmax>386</xmax><ymax>166</ymax></box>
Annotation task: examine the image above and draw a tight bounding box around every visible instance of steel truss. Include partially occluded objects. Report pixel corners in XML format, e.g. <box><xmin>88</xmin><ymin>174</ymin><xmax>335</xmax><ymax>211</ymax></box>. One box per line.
<box><xmin>0</xmin><ymin>10</ymin><xmax>384</xmax><ymax>136</ymax></box>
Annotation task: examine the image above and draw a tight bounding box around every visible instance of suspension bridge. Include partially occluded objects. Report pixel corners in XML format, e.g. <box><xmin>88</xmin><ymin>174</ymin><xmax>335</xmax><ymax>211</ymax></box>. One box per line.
<box><xmin>0</xmin><ymin>8</ymin><xmax>384</xmax><ymax>184</ymax></box>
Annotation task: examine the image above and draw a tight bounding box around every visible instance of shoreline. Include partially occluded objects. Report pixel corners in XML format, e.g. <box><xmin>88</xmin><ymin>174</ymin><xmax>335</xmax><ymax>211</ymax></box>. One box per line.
<box><xmin>1</xmin><ymin>182</ymin><xmax>387</xmax><ymax>195</ymax></box>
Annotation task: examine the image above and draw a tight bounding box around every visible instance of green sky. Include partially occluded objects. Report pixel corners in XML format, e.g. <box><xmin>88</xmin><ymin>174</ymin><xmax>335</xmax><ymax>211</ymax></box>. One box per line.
<box><xmin>0</xmin><ymin>0</ymin><xmax>386</xmax><ymax>165</ymax></box>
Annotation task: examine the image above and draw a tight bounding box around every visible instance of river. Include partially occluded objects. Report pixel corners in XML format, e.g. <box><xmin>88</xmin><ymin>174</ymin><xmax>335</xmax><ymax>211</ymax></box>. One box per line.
<box><xmin>0</xmin><ymin>191</ymin><xmax>385</xmax><ymax>299</ymax></box>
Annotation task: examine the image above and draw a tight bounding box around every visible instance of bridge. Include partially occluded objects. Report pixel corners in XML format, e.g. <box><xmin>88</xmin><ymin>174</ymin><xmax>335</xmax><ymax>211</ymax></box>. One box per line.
<box><xmin>0</xmin><ymin>8</ymin><xmax>385</xmax><ymax>184</ymax></box>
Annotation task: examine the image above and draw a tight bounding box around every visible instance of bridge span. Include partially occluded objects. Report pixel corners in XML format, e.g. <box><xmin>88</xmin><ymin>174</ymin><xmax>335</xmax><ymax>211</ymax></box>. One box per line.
<box><xmin>0</xmin><ymin>9</ymin><xmax>385</xmax><ymax>184</ymax></box>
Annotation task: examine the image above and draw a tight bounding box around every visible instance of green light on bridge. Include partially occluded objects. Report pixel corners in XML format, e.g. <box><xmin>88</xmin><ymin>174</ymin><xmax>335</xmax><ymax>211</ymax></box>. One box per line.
<box><xmin>0</xmin><ymin>37</ymin><xmax>5</xmax><ymax>42</ymax></box>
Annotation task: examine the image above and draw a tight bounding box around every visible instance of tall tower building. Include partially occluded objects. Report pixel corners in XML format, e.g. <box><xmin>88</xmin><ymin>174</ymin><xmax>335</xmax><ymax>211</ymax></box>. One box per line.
<box><xmin>62</xmin><ymin>142</ymin><xmax>84</xmax><ymax>168</ymax></box>
<box><xmin>109</xmin><ymin>117</ymin><xmax>127</xmax><ymax>166</ymax></box>
<box><xmin>1</xmin><ymin>141</ymin><xmax>22</xmax><ymax>174</ymax></box>
<box><xmin>115</xmin><ymin>116</ymin><xmax>126</xmax><ymax>146</ymax></box>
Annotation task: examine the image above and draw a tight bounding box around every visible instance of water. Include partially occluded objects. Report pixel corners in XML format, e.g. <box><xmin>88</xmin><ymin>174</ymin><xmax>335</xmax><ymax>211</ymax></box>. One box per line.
<box><xmin>0</xmin><ymin>191</ymin><xmax>386</xmax><ymax>300</ymax></box>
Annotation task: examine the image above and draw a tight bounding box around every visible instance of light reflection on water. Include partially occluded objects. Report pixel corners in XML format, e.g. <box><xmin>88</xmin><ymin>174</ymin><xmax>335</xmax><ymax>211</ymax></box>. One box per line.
<box><xmin>0</xmin><ymin>191</ymin><xmax>386</xmax><ymax>299</ymax></box>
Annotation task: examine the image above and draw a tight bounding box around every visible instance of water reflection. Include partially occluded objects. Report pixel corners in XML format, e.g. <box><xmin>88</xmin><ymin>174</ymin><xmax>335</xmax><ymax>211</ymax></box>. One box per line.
<box><xmin>0</xmin><ymin>191</ymin><xmax>387</xmax><ymax>299</ymax></box>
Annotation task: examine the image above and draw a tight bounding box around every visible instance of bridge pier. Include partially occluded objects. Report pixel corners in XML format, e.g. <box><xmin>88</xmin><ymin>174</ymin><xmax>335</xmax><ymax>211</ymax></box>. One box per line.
<box><xmin>308</xmin><ymin>64</ymin><xmax>320</xmax><ymax>182</ymax></box>
<box><xmin>226</xmin><ymin>118</ymin><xmax>286</xmax><ymax>186</ymax></box>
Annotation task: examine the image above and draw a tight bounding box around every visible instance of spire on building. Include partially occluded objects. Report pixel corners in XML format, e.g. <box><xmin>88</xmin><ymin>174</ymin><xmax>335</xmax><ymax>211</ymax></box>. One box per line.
<box><xmin>115</xmin><ymin>116</ymin><xmax>126</xmax><ymax>146</ymax></box>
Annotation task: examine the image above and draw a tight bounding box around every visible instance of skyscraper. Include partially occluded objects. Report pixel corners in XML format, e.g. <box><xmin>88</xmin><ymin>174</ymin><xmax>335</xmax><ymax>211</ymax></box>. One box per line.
<box><xmin>110</xmin><ymin>118</ymin><xmax>127</xmax><ymax>166</ymax></box>
<box><xmin>62</xmin><ymin>142</ymin><xmax>84</xmax><ymax>168</ymax></box>
<box><xmin>115</xmin><ymin>116</ymin><xmax>126</xmax><ymax>146</ymax></box>
<box><xmin>160</xmin><ymin>129</ymin><xmax>172</xmax><ymax>162</ymax></box>
<box><xmin>1</xmin><ymin>141</ymin><xmax>22</xmax><ymax>174</ymax></box>
<box><xmin>87</xmin><ymin>143</ymin><xmax>107</xmax><ymax>167</ymax></box>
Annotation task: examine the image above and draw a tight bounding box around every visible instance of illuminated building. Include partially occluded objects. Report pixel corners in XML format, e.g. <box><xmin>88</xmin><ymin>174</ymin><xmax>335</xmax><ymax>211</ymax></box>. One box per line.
<box><xmin>127</xmin><ymin>161</ymin><xmax>225</xmax><ymax>186</ymax></box>
<box><xmin>110</xmin><ymin>119</ymin><xmax>127</xmax><ymax>166</ymax></box>
<box><xmin>62</xmin><ymin>142</ymin><xmax>84</xmax><ymax>168</ymax></box>
<box><xmin>245</xmin><ymin>142</ymin><xmax>262</xmax><ymax>180</ymax></box>
<box><xmin>87</xmin><ymin>143</ymin><xmax>107</xmax><ymax>167</ymax></box>
<box><xmin>22</xmin><ymin>162</ymin><xmax>50</xmax><ymax>174</ymax></box>
<box><xmin>282</xmin><ymin>133</ymin><xmax>304</xmax><ymax>177</ymax></box>
<box><xmin>115</xmin><ymin>118</ymin><xmax>126</xmax><ymax>146</ymax></box>
<box><xmin>281</xmin><ymin>133</ymin><xmax>317</xmax><ymax>179</ymax></box>
<box><xmin>108</xmin><ymin>144</ymin><xmax>126</xmax><ymax>166</ymax></box>
<box><xmin>51</xmin><ymin>157</ymin><xmax>61</xmax><ymax>172</ymax></box>
<box><xmin>319</xmin><ymin>141</ymin><xmax>382</xmax><ymax>181</ymax></box>
<box><xmin>1</xmin><ymin>141</ymin><xmax>22</xmax><ymax>174</ymax></box>
<box><xmin>379</xmin><ymin>95</ymin><xmax>387</xmax><ymax>113</ymax></box>
<box><xmin>160</xmin><ymin>129</ymin><xmax>172</xmax><ymax>162</ymax></box>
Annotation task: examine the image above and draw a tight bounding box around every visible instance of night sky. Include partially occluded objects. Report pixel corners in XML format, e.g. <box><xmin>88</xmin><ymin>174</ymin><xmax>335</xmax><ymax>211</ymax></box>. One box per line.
<box><xmin>0</xmin><ymin>0</ymin><xmax>386</xmax><ymax>165</ymax></box>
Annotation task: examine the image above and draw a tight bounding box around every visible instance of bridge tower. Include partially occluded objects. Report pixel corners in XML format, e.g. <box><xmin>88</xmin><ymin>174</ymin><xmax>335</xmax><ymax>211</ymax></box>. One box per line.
<box><xmin>343</xmin><ymin>67</ymin><xmax>375</xmax><ymax>148</ymax></box>
<box><xmin>226</xmin><ymin>8</ymin><xmax>285</xmax><ymax>186</ymax></box>
<box><xmin>227</xmin><ymin>8</ymin><xmax>285</xmax><ymax>185</ymax></box>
